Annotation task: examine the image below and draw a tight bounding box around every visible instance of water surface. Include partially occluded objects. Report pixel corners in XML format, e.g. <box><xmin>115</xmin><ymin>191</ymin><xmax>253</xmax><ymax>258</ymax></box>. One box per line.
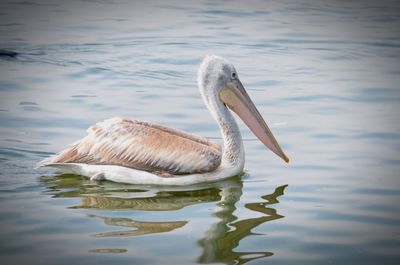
<box><xmin>1</xmin><ymin>0</ymin><xmax>400</xmax><ymax>264</ymax></box>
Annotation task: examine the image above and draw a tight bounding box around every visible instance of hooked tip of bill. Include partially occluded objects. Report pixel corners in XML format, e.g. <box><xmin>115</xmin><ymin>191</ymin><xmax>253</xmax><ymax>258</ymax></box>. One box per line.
<box><xmin>283</xmin><ymin>154</ymin><xmax>290</xmax><ymax>163</ymax></box>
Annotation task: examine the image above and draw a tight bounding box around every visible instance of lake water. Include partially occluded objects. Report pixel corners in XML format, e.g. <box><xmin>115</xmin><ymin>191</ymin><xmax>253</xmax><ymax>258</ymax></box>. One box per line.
<box><xmin>1</xmin><ymin>0</ymin><xmax>400</xmax><ymax>264</ymax></box>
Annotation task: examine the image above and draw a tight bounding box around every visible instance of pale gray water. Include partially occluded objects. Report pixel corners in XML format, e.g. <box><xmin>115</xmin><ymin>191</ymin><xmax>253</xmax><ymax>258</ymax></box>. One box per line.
<box><xmin>1</xmin><ymin>0</ymin><xmax>400</xmax><ymax>264</ymax></box>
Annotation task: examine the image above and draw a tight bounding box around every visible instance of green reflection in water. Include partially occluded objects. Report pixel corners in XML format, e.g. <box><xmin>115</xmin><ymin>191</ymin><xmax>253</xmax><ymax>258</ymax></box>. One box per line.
<box><xmin>40</xmin><ymin>174</ymin><xmax>222</xmax><ymax>211</ymax></box>
<box><xmin>88</xmin><ymin>214</ymin><xmax>187</xmax><ymax>238</ymax></box>
<box><xmin>39</xmin><ymin>174</ymin><xmax>287</xmax><ymax>264</ymax></box>
<box><xmin>198</xmin><ymin>182</ymin><xmax>287</xmax><ymax>265</ymax></box>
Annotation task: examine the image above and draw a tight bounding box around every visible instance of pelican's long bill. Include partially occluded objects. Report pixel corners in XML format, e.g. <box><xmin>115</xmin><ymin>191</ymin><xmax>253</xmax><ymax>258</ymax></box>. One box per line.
<box><xmin>220</xmin><ymin>80</ymin><xmax>289</xmax><ymax>163</ymax></box>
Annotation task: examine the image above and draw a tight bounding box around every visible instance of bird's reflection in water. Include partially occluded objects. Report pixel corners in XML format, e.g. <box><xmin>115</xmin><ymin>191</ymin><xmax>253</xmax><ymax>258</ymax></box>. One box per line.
<box><xmin>40</xmin><ymin>174</ymin><xmax>287</xmax><ymax>264</ymax></box>
<box><xmin>40</xmin><ymin>174</ymin><xmax>222</xmax><ymax>210</ymax></box>
<box><xmin>87</xmin><ymin>214</ymin><xmax>187</xmax><ymax>238</ymax></box>
<box><xmin>198</xmin><ymin>182</ymin><xmax>287</xmax><ymax>265</ymax></box>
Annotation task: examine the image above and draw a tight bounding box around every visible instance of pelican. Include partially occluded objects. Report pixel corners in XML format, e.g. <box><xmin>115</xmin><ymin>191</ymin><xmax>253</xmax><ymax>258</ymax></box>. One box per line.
<box><xmin>38</xmin><ymin>55</ymin><xmax>289</xmax><ymax>185</ymax></box>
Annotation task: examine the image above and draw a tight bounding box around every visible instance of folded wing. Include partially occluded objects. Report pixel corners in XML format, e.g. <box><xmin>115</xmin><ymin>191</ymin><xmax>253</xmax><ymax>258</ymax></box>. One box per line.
<box><xmin>47</xmin><ymin>117</ymin><xmax>222</xmax><ymax>175</ymax></box>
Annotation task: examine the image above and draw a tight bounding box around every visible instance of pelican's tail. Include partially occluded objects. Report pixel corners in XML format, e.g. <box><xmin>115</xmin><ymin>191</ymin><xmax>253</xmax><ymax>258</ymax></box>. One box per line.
<box><xmin>36</xmin><ymin>156</ymin><xmax>74</xmax><ymax>170</ymax></box>
<box><xmin>36</xmin><ymin>156</ymin><xmax>57</xmax><ymax>169</ymax></box>
<box><xmin>36</xmin><ymin>158</ymin><xmax>84</xmax><ymax>175</ymax></box>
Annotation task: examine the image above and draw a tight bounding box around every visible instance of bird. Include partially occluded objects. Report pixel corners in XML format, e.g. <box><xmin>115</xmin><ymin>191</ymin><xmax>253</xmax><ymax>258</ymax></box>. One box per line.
<box><xmin>38</xmin><ymin>55</ymin><xmax>289</xmax><ymax>186</ymax></box>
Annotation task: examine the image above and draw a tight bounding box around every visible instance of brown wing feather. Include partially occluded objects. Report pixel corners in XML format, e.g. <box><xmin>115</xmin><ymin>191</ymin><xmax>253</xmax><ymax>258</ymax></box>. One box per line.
<box><xmin>51</xmin><ymin>117</ymin><xmax>222</xmax><ymax>175</ymax></box>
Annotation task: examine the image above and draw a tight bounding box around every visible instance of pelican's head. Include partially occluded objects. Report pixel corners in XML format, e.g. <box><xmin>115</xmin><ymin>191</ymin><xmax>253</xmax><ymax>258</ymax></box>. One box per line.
<box><xmin>198</xmin><ymin>55</ymin><xmax>289</xmax><ymax>163</ymax></box>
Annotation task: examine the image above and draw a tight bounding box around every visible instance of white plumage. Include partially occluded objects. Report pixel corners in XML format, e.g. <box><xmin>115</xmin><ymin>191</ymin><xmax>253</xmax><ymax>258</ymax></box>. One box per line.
<box><xmin>38</xmin><ymin>55</ymin><xmax>288</xmax><ymax>185</ymax></box>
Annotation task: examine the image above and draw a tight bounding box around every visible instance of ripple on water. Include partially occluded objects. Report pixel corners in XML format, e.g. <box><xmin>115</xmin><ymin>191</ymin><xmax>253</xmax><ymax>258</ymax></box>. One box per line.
<box><xmin>89</xmin><ymin>248</ymin><xmax>127</xmax><ymax>254</ymax></box>
<box><xmin>0</xmin><ymin>0</ymin><xmax>400</xmax><ymax>264</ymax></box>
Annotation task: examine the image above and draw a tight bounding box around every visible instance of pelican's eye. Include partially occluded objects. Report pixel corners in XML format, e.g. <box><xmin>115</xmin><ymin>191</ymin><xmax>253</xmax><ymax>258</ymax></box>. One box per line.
<box><xmin>231</xmin><ymin>72</ymin><xmax>237</xmax><ymax>80</ymax></box>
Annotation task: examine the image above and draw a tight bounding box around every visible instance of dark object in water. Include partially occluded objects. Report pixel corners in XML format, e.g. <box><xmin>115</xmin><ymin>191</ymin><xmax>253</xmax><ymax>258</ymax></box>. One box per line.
<box><xmin>0</xmin><ymin>49</ymin><xmax>18</xmax><ymax>58</ymax></box>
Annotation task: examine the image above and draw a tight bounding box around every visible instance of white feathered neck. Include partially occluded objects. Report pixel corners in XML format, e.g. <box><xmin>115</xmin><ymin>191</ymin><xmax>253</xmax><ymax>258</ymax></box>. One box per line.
<box><xmin>197</xmin><ymin>55</ymin><xmax>245</xmax><ymax>168</ymax></box>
